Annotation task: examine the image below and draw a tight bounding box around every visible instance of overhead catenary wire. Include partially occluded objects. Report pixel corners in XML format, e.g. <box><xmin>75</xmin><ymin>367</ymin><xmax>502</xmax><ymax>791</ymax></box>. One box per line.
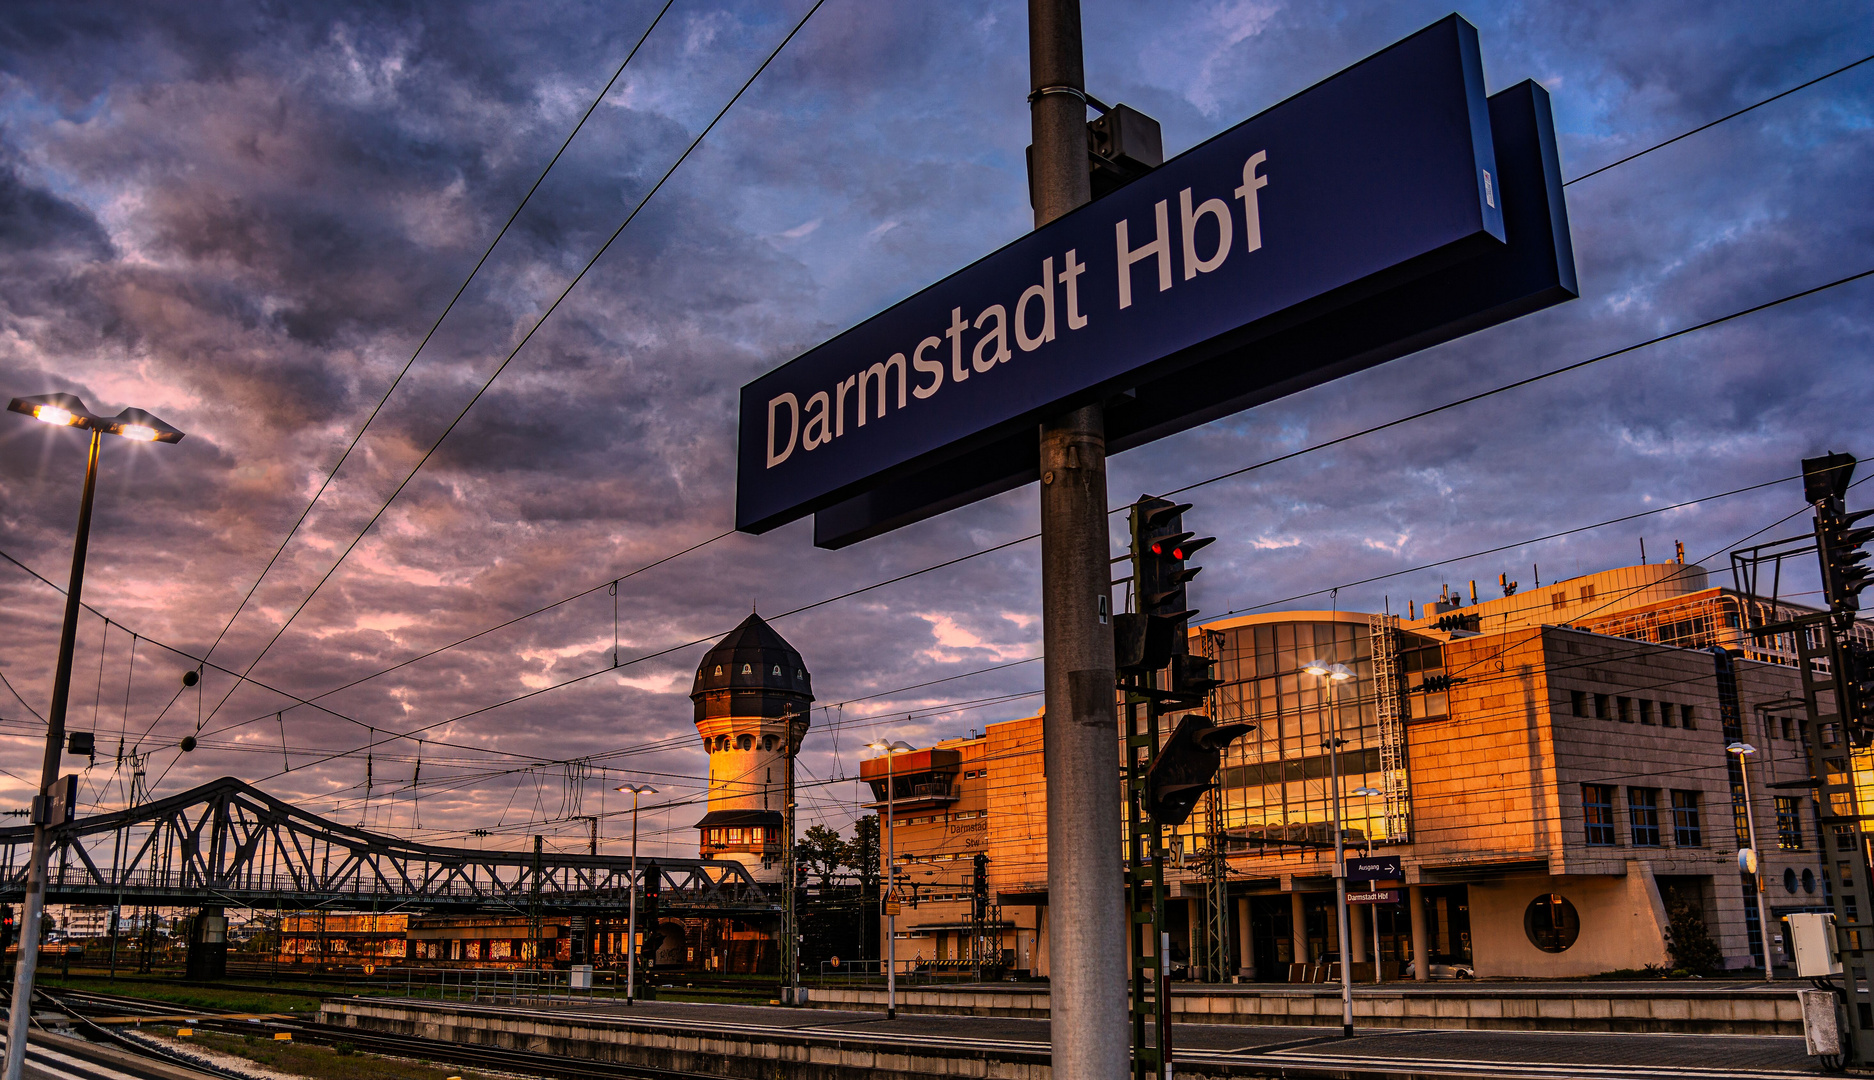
<box><xmin>125</xmin><ymin>46</ymin><xmax>1874</xmax><ymax>764</ymax></box>
<box><xmin>179</xmin><ymin>0</ymin><xmax>681</xmax><ymax>731</ymax></box>
<box><xmin>188</xmin><ymin>0</ymin><xmax>829</xmax><ymax>741</ymax></box>
<box><xmin>205</xmin><ymin>262</ymin><xmax>1874</xmax><ymax>779</ymax></box>
<box><xmin>7</xmin><ymin>32</ymin><xmax>1865</xmax><ymax>825</ymax></box>
<box><xmin>1563</xmin><ymin>50</ymin><xmax>1874</xmax><ymax>186</ymax></box>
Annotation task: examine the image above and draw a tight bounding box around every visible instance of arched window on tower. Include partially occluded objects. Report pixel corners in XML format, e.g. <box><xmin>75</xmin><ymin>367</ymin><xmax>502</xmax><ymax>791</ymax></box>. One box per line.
<box><xmin>714</xmin><ymin>665</ymin><xmax>723</xmax><ymax>677</ymax></box>
<box><xmin>741</xmin><ymin>663</ymin><xmax>753</xmax><ymax>675</ymax></box>
<box><xmin>772</xmin><ymin>665</ymin><xmax>782</xmax><ymax>676</ymax></box>
<box><xmin>737</xmin><ymin>734</ymin><xmax>754</xmax><ymax>751</ymax></box>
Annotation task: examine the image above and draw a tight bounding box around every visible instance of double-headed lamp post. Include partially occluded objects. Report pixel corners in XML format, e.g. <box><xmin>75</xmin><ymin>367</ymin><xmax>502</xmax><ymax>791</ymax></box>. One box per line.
<box><xmin>5</xmin><ymin>395</ymin><xmax>181</xmax><ymax>1080</ymax></box>
<box><xmin>616</xmin><ymin>783</ymin><xmax>657</xmax><ymax>1002</ymax></box>
<box><xmin>866</xmin><ymin>739</ymin><xmax>913</xmax><ymax>1019</ymax></box>
<box><xmin>1304</xmin><ymin>660</ymin><xmax>1356</xmax><ymax>1038</ymax></box>
<box><xmin>1352</xmin><ymin>785</ymin><xmax>1384</xmax><ymax>984</ymax></box>
<box><xmin>1727</xmin><ymin>742</ymin><xmax>1775</xmax><ymax>981</ymax></box>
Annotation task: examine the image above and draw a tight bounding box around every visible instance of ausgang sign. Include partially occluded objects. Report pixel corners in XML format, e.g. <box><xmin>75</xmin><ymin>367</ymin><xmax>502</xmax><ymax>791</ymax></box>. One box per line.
<box><xmin>736</xmin><ymin>15</ymin><xmax>1573</xmax><ymax>540</ymax></box>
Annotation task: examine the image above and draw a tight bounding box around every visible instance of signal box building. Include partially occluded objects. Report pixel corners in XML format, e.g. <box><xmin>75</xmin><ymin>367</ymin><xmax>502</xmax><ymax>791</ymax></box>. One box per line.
<box><xmin>878</xmin><ymin>559</ymin><xmax>1841</xmax><ymax>980</ymax></box>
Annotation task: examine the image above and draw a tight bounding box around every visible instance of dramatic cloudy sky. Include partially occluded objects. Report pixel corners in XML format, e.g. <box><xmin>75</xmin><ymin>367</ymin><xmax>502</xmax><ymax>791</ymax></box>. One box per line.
<box><xmin>0</xmin><ymin>1</ymin><xmax>1868</xmax><ymax>860</ymax></box>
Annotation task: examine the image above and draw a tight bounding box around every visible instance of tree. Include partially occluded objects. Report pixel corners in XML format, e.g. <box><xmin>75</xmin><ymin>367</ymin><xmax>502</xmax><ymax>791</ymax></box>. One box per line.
<box><xmin>1664</xmin><ymin>900</ymin><xmax>1722</xmax><ymax>974</ymax></box>
<box><xmin>797</xmin><ymin>824</ymin><xmax>846</xmax><ymax>885</ymax></box>
<box><xmin>847</xmin><ymin>814</ymin><xmax>880</xmax><ymax>889</ymax></box>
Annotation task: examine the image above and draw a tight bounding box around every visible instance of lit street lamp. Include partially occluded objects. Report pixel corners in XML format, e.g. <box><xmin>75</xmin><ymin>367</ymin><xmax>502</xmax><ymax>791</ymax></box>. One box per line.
<box><xmin>866</xmin><ymin>739</ymin><xmax>913</xmax><ymax>1019</ymax></box>
<box><xmin>1352</xmin><ymin>785</ymin><xmax>1384</xmax><ymax>984</ymax></box>
<box><xmin>1304</xmin><ymin>660</ymin><xmax>1356</xmax><ymax>1038</ymax></box>
<box><xmin>4</xmin><ymin>394</ymin><xmax>181</xmax><ymax>1080</ymax></box>
<box><xmin>616</xmin><ymin>783</ymin><xmax>657</xmax><ymax>1002</ymax></box>
<box><xmin>1727</xmin><ymin>741</ymin><xmax>1775</xmax><ymax>981</ymax></box>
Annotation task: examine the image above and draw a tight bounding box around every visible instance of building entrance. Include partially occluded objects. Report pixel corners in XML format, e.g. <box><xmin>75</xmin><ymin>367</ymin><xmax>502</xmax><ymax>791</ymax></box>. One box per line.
<box><xmin>1247</xmin><ymin>896</ymin><xmax>1293</xmax><ymax>980</ymax></box>
<box><xmin>1418</xmin><ymin>884</ymin><xmax>1472</xmax><ymax>968</ymax></box>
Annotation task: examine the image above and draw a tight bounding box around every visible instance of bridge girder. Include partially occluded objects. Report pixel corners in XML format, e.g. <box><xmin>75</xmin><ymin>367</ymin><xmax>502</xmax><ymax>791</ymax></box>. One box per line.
<box><xmin>0</xmin><ymin>777</ymin><xmax>773</xmax><ymax>915</ymax></box>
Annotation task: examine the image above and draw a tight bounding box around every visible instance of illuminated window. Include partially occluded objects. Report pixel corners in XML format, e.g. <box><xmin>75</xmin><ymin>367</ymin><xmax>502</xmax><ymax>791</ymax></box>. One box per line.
<box><xmin>772</xmin><ymin>665</ymin><xmax>782</xmax><ymax>675</ymax></box>
<box><xmin>1777</xmin><ymin>797</ymin><xmax>1803</xmax><ymax>850</ymax></box>
<box><xmin>741</xmin><ymin>663</ymin><xmax>753</xmax><ymax>674</ymax></box>
<box><xmin>728</xmin><ymin>828</ymin><xmax>743</xmax><ymax>843</ymax></box>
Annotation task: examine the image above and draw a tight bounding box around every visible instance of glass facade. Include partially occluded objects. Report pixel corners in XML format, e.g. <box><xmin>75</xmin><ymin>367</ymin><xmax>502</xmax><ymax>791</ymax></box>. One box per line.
<box><xmin>1203</xmin><ymin>617</ymin><xmax>1432</xmax><ymax>847</ymax></box>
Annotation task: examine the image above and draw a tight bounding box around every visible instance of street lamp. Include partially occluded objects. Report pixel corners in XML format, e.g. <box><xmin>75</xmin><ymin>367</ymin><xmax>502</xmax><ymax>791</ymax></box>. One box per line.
<box><xmin>616</xmin><ymin>783</ymin><xmax>657</xmax><ymax>1002</ymax></box>
<box><xmin>1303</xmin><ymin>660</ymin><xmax>1356</xmax><ymax>1038</ymax></box>
<box><xmin>1727</xmin><ymin>742</ymin><xmax>1775</xmax><ymax>981</ymax></box>
<box><xmin>5</xmin><ymin>394</ymin><xmax>181</xmax><ymax>1080</ymax></box>
<box><xmin>866</xmin><ymin>739</ymin><xmax>913</xmax><ymax>1019</ymax></box>
<box><xmin>1351</xmin><ymin>786</ymin><xmax>1384</xmax><ymax>985</ymax></box>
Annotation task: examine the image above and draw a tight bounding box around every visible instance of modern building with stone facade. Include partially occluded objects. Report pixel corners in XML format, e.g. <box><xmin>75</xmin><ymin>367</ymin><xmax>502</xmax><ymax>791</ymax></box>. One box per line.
<box><xmin>874</xmin><ymin>558</ymin><xmax>1845</xmax><ymax>981</ymax></box>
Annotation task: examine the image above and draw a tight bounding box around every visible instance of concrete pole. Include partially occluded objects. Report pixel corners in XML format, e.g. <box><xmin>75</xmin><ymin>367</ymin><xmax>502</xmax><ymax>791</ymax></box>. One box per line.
<box><xmin>885</xmin><ymin>753</ymin><xmax>897</xmax><ymax>1019</ymax></box>
<box><xmin>1289</xmin><ymin>890</ymin><xmax>1306</xmax><ymax>972</ymax></box>
<box><xmin>4</xmin><ymin>428</ymin><xmax>100</xmax><ymax>1080</ymax></box>
<box><xmin>784</xmin><ymin>729</ymin><xmax>799</xmax><ymax>998</ymax></box>
<box><xmin>627</xmin><ymin>791</ymin><xmax>640</xmax><ymax>1002</ymax></box>
<box><xmin>1030</xmin><ymin>4</ymin><xmax>1125</xmax><ymax>1077</ymax></box>
<box><xmin>1326</xmin><ymin>678</ymin><xmax>1354</xmax><ymax>1038</ymax></box>
<box><xmin>1408</xmin><ymin>885</ymin><xmax>1430</xmax><ymax>982</ymax></box>
<box><xmin>1236</xmin><ymin>897</ymin><xmax>1252</xmax><ymax>979</ymax></box>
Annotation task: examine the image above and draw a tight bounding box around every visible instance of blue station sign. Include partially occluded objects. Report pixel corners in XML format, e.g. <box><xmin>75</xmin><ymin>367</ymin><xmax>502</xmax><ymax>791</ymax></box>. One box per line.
<box><xmin>1348</xmin><ymin>855</ymin><xmax>1402</xmax><ymax>881</ymax></box>
<box><xmin>736</xmin><ymin>15</ymin><xmax>1574</xmax><ymax>541</ymax></box>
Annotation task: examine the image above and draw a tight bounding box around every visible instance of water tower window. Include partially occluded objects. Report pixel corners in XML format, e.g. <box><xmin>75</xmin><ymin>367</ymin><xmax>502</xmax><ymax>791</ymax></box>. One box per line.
<box><xmin>714</xmin><ymin>666</ymin><xmax>722</xmax><ymax>676</ymax></box>
<box><xmin>741</xmin><ymin>663</ymin><xmax>753</xmax><ymax>674</ymax></box>
<box><xmin>772</xmin><ymin>665</ymin><xmax>782</xmax><ymax>676</ymax></box>
<box><xmin>737</xmin><ymin>734</ymin><xmax>754</xmax><ymax>751</ymax></box>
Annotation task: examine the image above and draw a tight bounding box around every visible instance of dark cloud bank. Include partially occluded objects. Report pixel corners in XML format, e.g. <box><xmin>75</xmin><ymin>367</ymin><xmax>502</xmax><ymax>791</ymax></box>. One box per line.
<box><xmin>0</xmin><ymin>0</ymin><xmax>1868</xmax><ymax>855</ymax></box>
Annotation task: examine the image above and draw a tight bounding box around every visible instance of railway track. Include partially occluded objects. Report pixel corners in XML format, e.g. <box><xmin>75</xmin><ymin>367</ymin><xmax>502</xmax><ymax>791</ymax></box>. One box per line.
<box><xmin>40</xmin><ymin>988</ymin><xmax>719</xmax><ymax>1080</ymax></box>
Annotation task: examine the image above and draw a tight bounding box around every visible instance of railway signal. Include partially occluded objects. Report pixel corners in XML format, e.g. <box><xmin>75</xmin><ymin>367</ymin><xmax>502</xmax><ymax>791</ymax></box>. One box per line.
<box><xmin>1144</xmin><ymin>714</ymin><xmax>1253</xmax><ymax>827</ymax></box>
<box><xmin>1116</xmin><ymin>496</ymin><xmax>1213</xmax><ymax>675</ymax></box>
<box><xmin>1807</xmin><ymin>453</ymin><xmax>1874</xmax><ymax>630</ymax></box>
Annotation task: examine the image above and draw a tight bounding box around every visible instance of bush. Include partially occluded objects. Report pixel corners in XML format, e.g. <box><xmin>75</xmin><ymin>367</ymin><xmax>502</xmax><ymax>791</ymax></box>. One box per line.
<box><xmin>1664</xmin><ymin>901</ymin><xmax>1723</xmax><ymax>974</ymax></box>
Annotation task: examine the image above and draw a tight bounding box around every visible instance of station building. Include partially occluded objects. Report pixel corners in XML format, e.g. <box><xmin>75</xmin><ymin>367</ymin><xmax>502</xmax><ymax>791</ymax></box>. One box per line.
<box><xmin>875</xmin><ymin>558</ymin><xmax>1858</xmax><ymax>980</ymax></box>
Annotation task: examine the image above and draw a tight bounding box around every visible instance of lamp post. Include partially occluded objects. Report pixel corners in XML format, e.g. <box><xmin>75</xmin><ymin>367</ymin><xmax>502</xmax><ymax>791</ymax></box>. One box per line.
<box><xmin>1727</xmin><ymin>742</ymin><xmax>1775</xmax><ymax>981</ymax></box>
<box><xmin>1304</xmin><ymin>660</ymin><xmax>1355</xmax><ymax>1038</ymax></box>
<box><xmin>4</xmin><ymin>395</ymin><xmax>180</xmax><ymax>1080</ymax></box>
<box><xmin>1352</xmin><ymin>786</ymin><xmax>1384</xmax><ymax>984</ymax></box>
<box><xmin>866</xmin><ymin>739</ymin><xmax>913</xmax><ymax>1019</ymax></box>
<box><xmin>616</xmin><ymin>783</ymin><xmax>656</xmax><ymax>1002</ymax></box>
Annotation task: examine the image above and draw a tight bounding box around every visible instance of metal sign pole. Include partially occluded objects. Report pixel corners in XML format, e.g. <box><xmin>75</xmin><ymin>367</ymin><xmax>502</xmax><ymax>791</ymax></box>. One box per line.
<box><xmin>1031</xmin><ymin>3</ymin><xmax>1127</xmax><ymax>1079</ymax></box>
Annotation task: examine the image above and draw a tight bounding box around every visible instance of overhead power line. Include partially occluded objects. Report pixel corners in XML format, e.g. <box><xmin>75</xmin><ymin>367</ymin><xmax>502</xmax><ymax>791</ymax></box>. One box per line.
<box><xmin>1565</xmin><ymin>51</ymin><xmax>1874</xmax><ymax>186</ymax></box>
<box><xmin>183</xmin><ymin>1</ymin><xmax>679</xmax><ymax>727</ymax></box>
<box><xmin>183</xmin><ymin>44</ymin><xmax>1874</xmax><ymax>752</ymax></box>
<box><xmin>200</xmin><ymin>261</ymin><xmax>1874</xmax><ymax>772</ymax></box>
<box><xmin>189</xmin><ymin>0</ymin><xmax>828</xmax><ymax>741</ymax></box>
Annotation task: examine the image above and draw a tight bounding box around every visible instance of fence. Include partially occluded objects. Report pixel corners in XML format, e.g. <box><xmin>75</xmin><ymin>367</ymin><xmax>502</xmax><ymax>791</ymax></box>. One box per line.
<box><xmin>391</xmin><ymin>965</ymin><xmax>627</xmax><ymax>1005</ymax></box>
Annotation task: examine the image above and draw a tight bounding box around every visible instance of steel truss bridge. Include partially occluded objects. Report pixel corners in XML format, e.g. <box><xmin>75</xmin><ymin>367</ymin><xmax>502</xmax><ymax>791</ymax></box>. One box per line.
<box><xmin>0</xmin><ymin>777</ymin><xmax>773</xmax><ymax>916</ymax></box>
